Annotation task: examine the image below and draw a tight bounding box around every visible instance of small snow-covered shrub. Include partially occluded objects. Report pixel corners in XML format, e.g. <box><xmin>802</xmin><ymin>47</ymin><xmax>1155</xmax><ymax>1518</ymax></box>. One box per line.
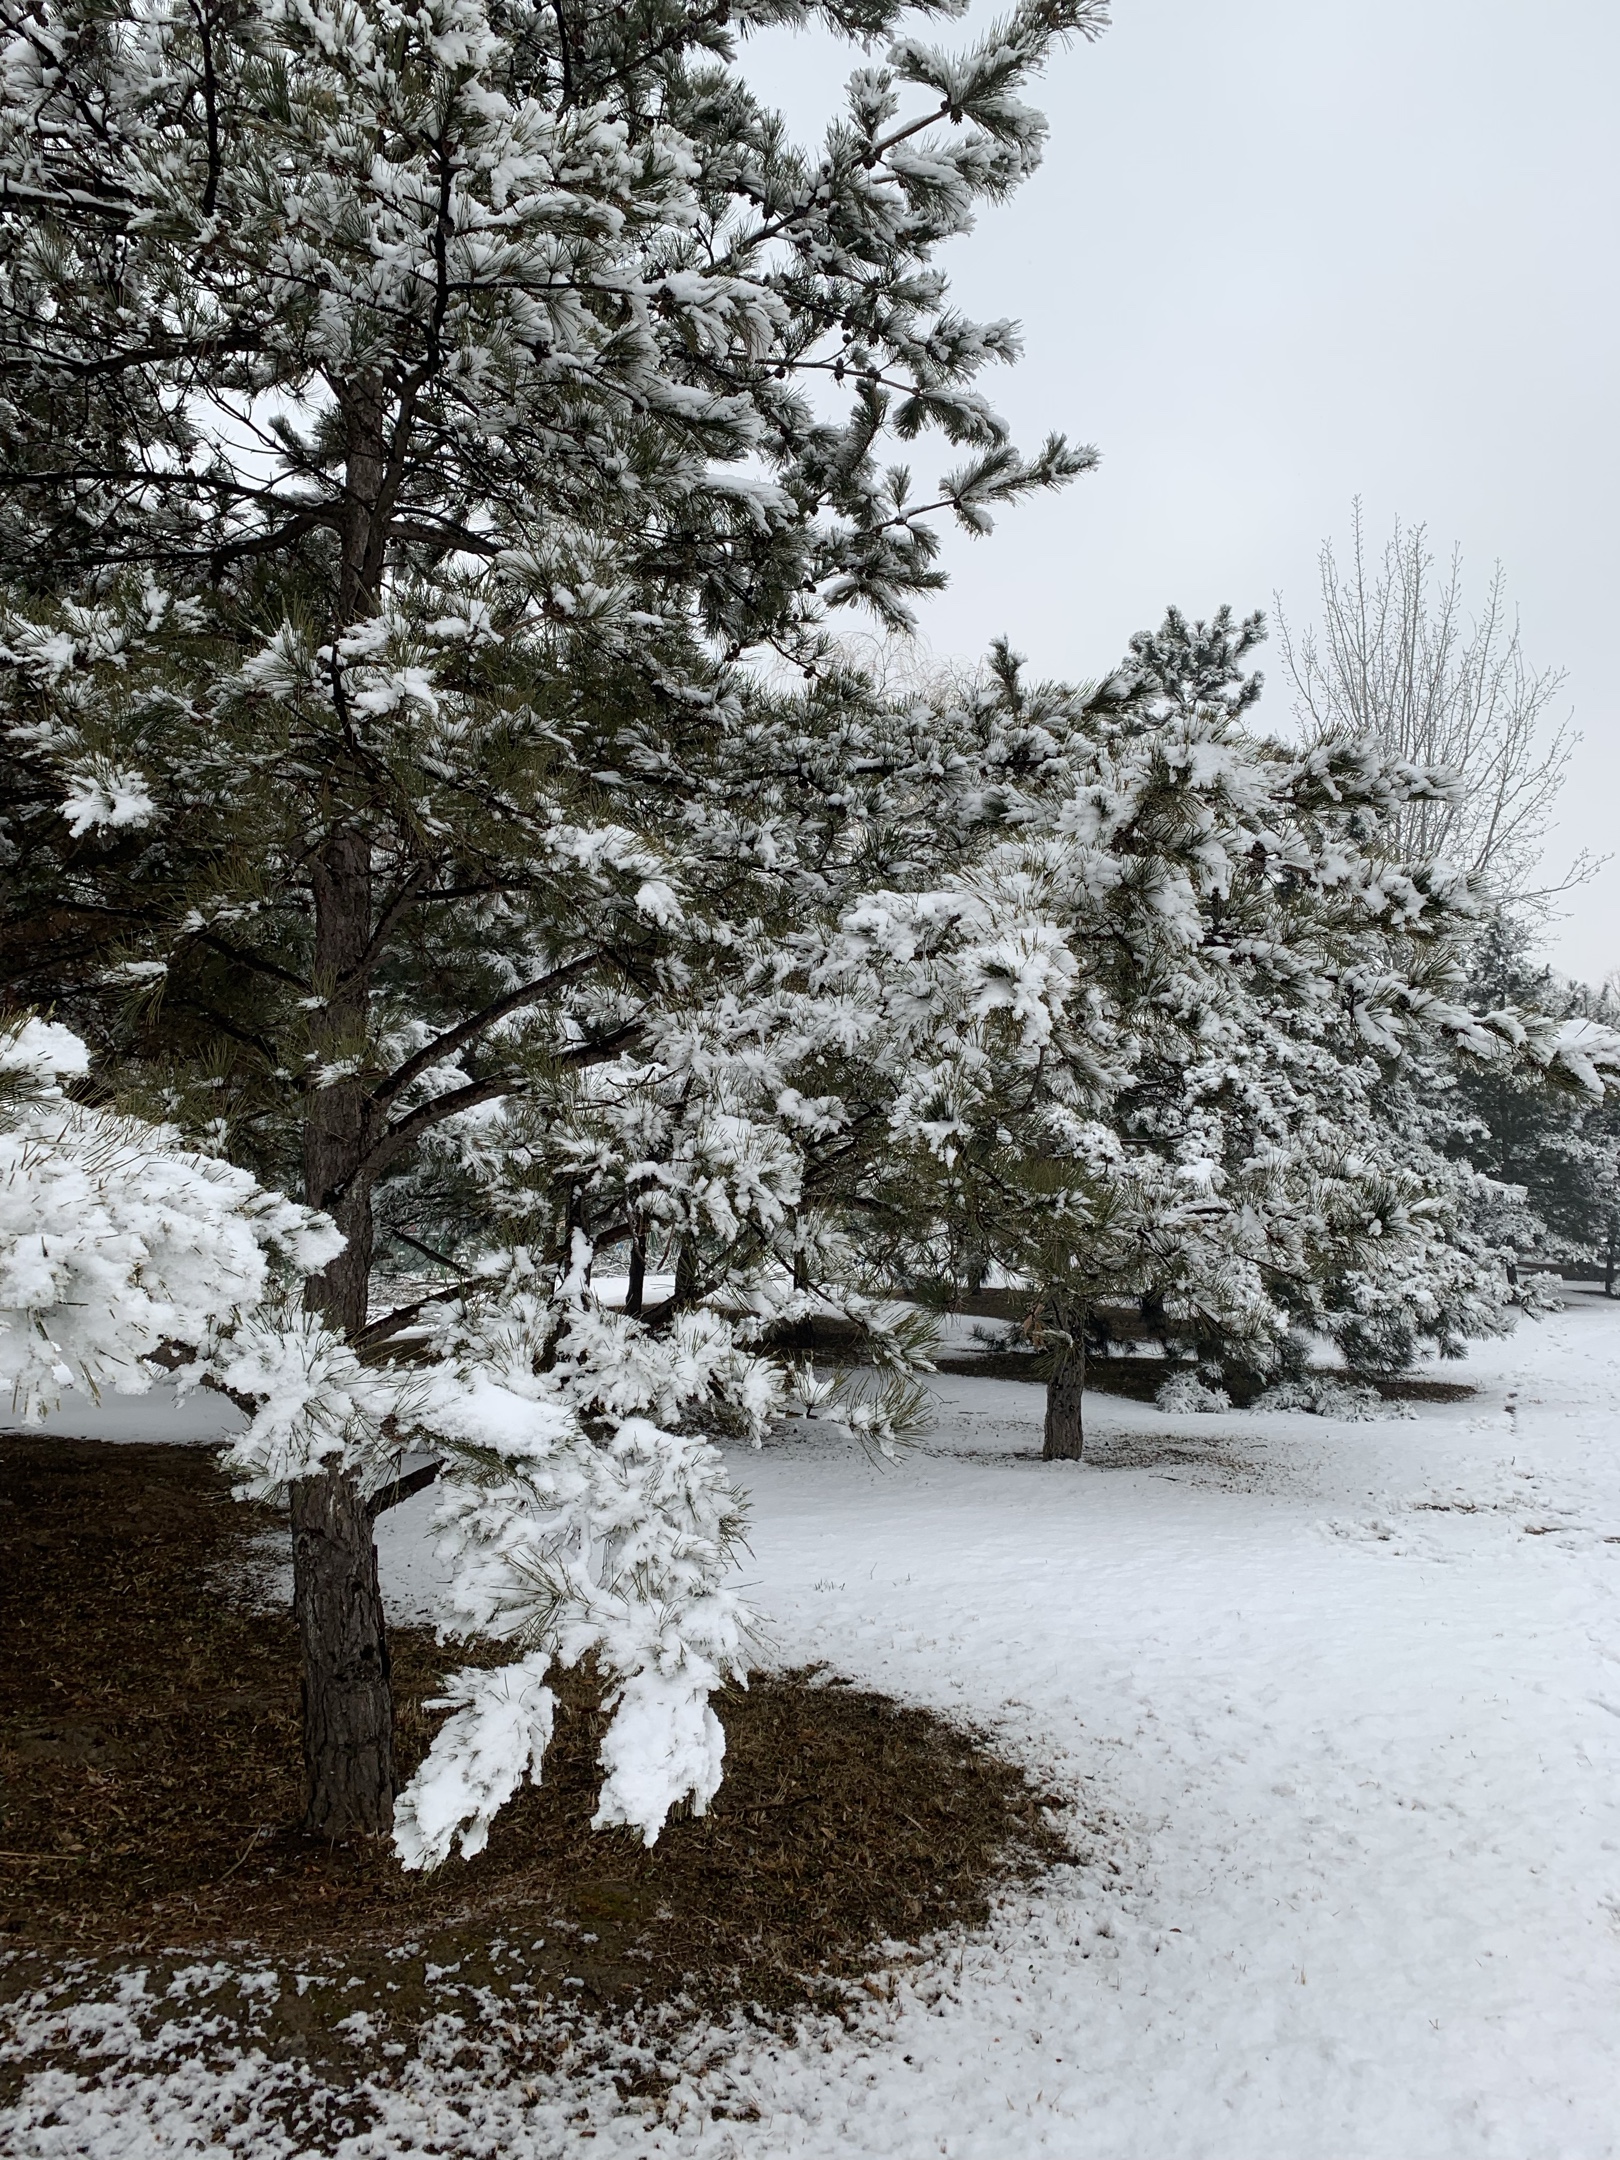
<box><xmin>1154</xmin><ymin>1372</ymin><xmax>1232</xmax><ymax>1414</ymax></box>
<box><xmin>1253</xmin><ymin>1376</ymin><xmax>1388</xmax><ymax>1421</ymax></box>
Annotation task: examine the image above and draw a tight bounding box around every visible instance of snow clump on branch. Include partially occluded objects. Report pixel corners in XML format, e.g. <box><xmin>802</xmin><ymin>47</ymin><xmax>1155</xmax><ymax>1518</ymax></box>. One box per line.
<box><xmin>389</xmin><ymin>1264</ymin><xmax>763</xmax><ymax>1867</ymax></box>
<box><xmin>0</xmin><ymin>1017</ymin><xmax>341</xmax><ymax>1420</ymax></box>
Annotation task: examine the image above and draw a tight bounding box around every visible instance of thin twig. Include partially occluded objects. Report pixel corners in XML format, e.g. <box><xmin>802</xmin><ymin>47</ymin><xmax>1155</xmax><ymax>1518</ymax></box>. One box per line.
<box><xmin>216</xmin><ymin>1826</ymin><xmax>267</xmax><ymax>1885</ymax></box>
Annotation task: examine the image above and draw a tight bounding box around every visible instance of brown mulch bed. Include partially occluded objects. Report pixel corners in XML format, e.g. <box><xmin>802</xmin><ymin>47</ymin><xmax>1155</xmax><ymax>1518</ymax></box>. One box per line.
<box><xmin>931</xmin><ymin>1350</ymin><xmax>1183</xmax><ymax>1399</ymax></box>
<box><xmin>1368</xmin><ymin>1374</ymin><xmax>1477</xmax><ymax>1403</ymax></box>
<box><xmin>929</xmin><ymin>1349</ymin><xmax>1476</xmax><ymax>1404</ymax></box>
<box><xmin>755</xmin><ymin>1304</ymin><xmax>1476</xmax><ymax>1405</ymax></box>
<box><xmin>0</xmin><ymin>1434</ymin><xmax>1072</xmax><ymax>2106</ymax></box>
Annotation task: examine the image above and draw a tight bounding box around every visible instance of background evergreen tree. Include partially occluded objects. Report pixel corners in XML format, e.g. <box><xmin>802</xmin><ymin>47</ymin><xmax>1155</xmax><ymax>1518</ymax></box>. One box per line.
<box><xmin>834</xmin><ymin>610</ymin><xmax>1620</xmax><ymax>1457</ymax></box>
<box><xmin>1446</xmin><ymin>918</ymin><xmax>1620</xmax><ymax>1290</ymax></box>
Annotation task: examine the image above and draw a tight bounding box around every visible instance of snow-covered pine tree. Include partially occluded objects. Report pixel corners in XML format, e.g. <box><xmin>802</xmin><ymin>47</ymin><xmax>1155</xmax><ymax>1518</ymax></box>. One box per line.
<box><xmin>0</xmin><ymin>0</ymin><xmax>1106</xmax><ymax>1838</ymax></box>
<box><xmin>827</xmin><ymin>609</ymin><xmax>1620</xmax><ymax>1457</ymax></box>
<box><xmin>1438</xmin><ymin>918</ymin><xmax>1620</xmax><ymax>1291</ymax></box>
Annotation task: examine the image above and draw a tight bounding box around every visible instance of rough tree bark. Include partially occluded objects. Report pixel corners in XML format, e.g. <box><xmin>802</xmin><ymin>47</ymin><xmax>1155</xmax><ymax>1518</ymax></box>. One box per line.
<box><xmin>288</xmin><ymin>379</ymin><xmax>400</xmax><ymax>1837</ymax></box>
<box><xmin>296</xmin><ymin>823</ymin><xmax>395</xmax><ymax>1835</ymax></box>
<box><xmin>290</xmin><ymin>1464</ymin><xmax>393</xmax><ymax>1836</ymax></box>
<box><xmin>304</xmin><ymin>828</ymin><xmax>377</xmax><ymax>1336</ymax></box>
<box><xmin>1043</xmin><ymin>1332</ymin><xmax>1086</xmax><ymax>1461</ymax></box>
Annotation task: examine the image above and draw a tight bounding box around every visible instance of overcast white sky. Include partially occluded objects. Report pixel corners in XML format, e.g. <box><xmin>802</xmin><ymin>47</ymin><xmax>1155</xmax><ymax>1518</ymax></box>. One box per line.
<box><xmin>742</xmin><ymin>0</ymin><xmax>1619</xmax><ymax>982</ymax></box>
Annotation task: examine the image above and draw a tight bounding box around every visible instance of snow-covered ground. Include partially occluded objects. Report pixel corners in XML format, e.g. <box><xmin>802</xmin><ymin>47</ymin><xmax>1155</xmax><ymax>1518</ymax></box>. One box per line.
<box><xmin>7</xmin><ymin>1296</ymin><xmax>1620</xmax><ymax>2157</ymax></box>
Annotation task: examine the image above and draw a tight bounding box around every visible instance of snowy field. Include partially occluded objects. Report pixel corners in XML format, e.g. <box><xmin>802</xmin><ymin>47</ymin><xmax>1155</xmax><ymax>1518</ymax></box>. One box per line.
<box><xmin>7</xmin><ymin>1295</ymin><xmax>1620</xmax><ymax>2157</ymax></box>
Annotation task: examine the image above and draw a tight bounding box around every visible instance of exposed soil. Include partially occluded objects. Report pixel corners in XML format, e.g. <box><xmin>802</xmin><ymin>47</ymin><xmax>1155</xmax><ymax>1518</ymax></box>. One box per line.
<box><xmin>0</xmin><ymin>1433</ymin><xmax>1072</xmax><ymax>2117</ymax></box>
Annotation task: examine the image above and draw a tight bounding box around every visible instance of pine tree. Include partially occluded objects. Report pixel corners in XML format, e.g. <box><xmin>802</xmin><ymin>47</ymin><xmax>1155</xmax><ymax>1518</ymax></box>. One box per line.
<box><xmin>0</xmin><ymin>0</ymin><xmax>1105</xmax><ymax>1837</ymax></box>
<box><xmin>827</xmin><ymin>610</ymin><xmax>1620</xmax><ymax>1457</ymax></box>
<box><xmin>1443</xmin><ymin>917</ymin><xmax>1620</xmax><ymax>1290</ymax></box>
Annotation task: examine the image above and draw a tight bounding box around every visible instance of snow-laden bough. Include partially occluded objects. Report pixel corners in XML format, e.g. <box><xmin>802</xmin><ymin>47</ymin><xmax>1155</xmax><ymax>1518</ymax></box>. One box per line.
<box><xmin>0</xmin><ymin>1023</ymin><xmax>762</xmax><ymax>1865</ymax></box>
<box><xmin>386</xmin><ymin>1282</ymin><xmax>762</xmax><ymax>1869</ymax></box>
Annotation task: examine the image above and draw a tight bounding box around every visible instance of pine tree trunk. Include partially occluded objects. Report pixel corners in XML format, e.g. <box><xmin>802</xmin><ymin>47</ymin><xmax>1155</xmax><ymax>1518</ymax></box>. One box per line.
<box><xmin>786</xmin><ymin>1245</ymin><xmax>814</xmax><ymax>1351</ymax></box>
<box><xmin>1043</xmin><ymin>1337</ymin><xmax>1086</xmax><ymax>1460</ymax></box>
<box><xmin>304</xmin><ymin>828</ymin><xmax>377</xmax><ymax>1336</ymax></box>
<box><xmin>288</xmin><ymin>385</ymin><xmax>410</xmax><ymax>1837</ymax></box>
<box><xmin>1140</xmin><ymin>1288</ymin><xmax>1166</xmax><ymax>1353</ymax></box>
<box><xmin>625</xmin><ymin>1230</ymin><xmax>646</xmax><ymax>1318</ymax></box>
<box><xmin>297</xmin><ymin>821</ymin><xmax>394</xmax><ymax>1835</ymax></box>
<box><xmin>290</xmin><ymin>1467</ymin><xmax>393</xmax><ymax>1836</ymax></box>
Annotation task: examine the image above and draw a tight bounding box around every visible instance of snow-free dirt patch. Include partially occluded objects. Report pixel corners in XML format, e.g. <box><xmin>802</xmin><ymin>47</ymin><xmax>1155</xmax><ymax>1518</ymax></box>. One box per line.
<box><xmin>0</xmin><ymin>1435</ymin><xmax>1071</xmax><ymax>2141</ymax></box>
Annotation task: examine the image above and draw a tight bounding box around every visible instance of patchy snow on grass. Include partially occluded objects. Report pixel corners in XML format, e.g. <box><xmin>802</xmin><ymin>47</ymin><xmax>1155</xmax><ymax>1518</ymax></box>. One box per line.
<box><xmin>7</xmin><ymin>1296</ymin><xmax>1620</xmax><ymax>2157</ymax></box>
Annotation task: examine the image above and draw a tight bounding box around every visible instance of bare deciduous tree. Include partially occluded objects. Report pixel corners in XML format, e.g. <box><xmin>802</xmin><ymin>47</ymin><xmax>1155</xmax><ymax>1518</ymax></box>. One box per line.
<box><xmin>1275</xmin><ymin>504</ymin><xmax>1590</xmax><ymax>909</ymax></box>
